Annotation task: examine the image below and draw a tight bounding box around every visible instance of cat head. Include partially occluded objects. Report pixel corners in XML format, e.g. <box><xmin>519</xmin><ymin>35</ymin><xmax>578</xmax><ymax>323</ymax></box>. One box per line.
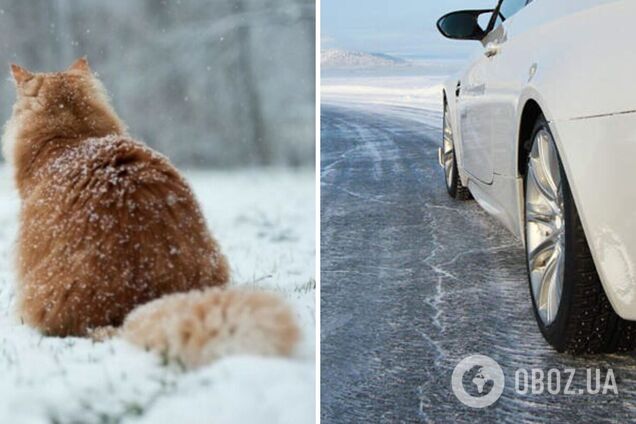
<box><xmin>3</xmin><ymin>57</ymin><xmax>125</xmax><ymax>164</ymax></box>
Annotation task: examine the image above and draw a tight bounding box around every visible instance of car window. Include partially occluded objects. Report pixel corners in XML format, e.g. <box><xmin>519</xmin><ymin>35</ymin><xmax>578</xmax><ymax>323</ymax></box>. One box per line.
<box><xmin>499</xmin><ymin>0</ymin><xmax>528</xmax><ymax>20</ymax></box>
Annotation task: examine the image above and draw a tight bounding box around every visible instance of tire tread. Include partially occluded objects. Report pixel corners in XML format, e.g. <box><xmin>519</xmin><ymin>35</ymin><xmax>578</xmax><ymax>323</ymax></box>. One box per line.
<box><xmin>561</xmin><ymin>214</ymin><xmax>636</xmax><ymax>354</ymax></box>
<box><xmin>452</xmin><ymin>163</ymin><xmax>472</xmax><ymax>201</ymax></box>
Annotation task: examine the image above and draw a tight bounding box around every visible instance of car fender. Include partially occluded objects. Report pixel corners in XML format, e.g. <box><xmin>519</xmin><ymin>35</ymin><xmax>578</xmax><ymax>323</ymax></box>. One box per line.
<box><xmin>509</xmin><ymin>0</ymin><xmax>636</xmax><ymax>122</ymax></box>
<box><xmin>516</xmin><ymin>85</ymin><xmax>636</xmax><ymax>321</ymax></box>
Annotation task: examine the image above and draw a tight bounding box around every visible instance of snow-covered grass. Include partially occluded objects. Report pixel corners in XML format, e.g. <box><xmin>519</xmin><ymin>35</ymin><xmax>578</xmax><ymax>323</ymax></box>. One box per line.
<box><xmin>0</xmin><ymin>166</ymin><xmax>315</xmax><ymax>424</ymax></box>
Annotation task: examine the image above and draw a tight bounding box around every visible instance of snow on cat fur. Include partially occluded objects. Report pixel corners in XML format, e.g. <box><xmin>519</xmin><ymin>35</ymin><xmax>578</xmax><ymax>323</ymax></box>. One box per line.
<box><xmin>2</xmin><ymin>58</ymin><xmax>299</xmax><ymax>367</ymax></box>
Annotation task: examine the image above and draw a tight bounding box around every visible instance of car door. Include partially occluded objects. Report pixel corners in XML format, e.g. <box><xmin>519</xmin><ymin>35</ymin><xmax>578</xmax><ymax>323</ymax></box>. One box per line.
<box><xmin>457</xmin><ymin>0</ymin><xmax>531</xmax><ymax>184</ymax></box>
<box><xmin>457</xmin><ymin>49</ymin><xmax>494</xmax><ymax>184</ymax></box>
<box><xmin>482</xmin><ymin>0</ymin><xmax>536</xmax><ymax>177</ymax></box>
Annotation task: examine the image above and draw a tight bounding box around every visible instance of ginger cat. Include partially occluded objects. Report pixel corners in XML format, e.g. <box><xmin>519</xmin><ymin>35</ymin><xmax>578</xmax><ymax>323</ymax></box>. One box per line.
<box><xmin>3</xmin><ymin>58</ymin><xmax>298</xmax><ymax>367</ymax></box>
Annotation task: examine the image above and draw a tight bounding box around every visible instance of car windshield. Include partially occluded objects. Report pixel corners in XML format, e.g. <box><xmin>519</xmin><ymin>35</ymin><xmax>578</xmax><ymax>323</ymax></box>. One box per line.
<box><xmin>499</xmin><ymin>0</ymin><xmax>528</xmax><ymax>20</ymax></box>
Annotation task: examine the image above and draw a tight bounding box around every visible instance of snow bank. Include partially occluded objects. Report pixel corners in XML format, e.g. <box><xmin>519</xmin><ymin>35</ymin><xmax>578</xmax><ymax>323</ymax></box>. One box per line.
<box><xmin>322</xmin><ymin>74</ymin><xmax>446</xmax><ymax>126</ymax></box>
<box><xmin>0</xmin><ymin>166</ymin><xmax>315</xmax><ymax>424</ymax></box>
<box><xmin>321</xmin><ymin>76</ymin><xmax>444</xmax><ymax>108</ymax></box>
<box><xmin>321</xmin><ymin>58</ymin><xmax>463</xmax><ymax>126</ymax></box>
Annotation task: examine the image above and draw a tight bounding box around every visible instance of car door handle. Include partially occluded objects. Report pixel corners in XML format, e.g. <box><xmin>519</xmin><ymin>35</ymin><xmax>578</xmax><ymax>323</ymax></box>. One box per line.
<box><xmin>484</xmin><ymin>43</ymin><xmax>501</xmax><ymax>58</ymax></box>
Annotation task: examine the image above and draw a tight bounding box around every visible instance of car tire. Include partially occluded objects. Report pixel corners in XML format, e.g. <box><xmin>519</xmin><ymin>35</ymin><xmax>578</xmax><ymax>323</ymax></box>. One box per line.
<box><xmin>442</xmin><ymin>100</ymin><xmax>471</xmax><ymax>200</ymax></box>
<box><xmin>524</xmin><ymin>115</ymin><xmax>636</xmax><ymax>353</ymax></box>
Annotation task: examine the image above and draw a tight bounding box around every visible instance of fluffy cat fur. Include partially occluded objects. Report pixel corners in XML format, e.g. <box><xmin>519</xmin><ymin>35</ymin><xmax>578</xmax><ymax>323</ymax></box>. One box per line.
<box><xmin>3</xmin><ymin>58</ymin><xmax>298</xmax><ymax>367</ymax></box>
<box><xmin>121</xmin><ymin>288</ymin><xmax>299</xmax><ymax>368</ymax></box>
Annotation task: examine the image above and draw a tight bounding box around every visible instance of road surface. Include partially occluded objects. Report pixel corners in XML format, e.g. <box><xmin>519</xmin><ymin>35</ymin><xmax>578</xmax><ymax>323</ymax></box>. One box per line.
<box><xmin>320</xmin><ymin>103</ymin><xmax>636</xmax><ymax>423</ymax></box>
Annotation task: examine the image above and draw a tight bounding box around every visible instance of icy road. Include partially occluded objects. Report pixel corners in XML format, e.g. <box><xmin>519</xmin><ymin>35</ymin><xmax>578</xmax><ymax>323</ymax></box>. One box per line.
<box><xmin>320</xmin><ymin>85</ymin><xmax>636</xmax><ymax>422</ymax></box>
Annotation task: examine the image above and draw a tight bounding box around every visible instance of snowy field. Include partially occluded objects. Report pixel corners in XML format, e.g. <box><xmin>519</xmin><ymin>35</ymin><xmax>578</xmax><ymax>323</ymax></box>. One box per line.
<box><xmin>321</xmin><ymin>54</ymin><xmax>462</xmax><ymax>125</ymax></box>
<box><xmin>322</xmin><ymin>71</ymin><xmax>445</xmax><ymax>125</ymax></box>
<box><xmin>0</xmin><ymin>166</ymin><xmax>315</xmax><ymax>424</ymax></box>
<box><xmin>322</xmin><ymin>75</ymin><xmax>443</xmax><ymax>115</ymax></box>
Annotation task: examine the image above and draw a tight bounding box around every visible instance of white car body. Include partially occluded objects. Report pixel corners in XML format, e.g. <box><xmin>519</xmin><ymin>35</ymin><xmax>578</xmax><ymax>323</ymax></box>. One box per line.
<box><xmin>444</xmin><ymin>0</ymin><xmax>636</xmax><ymax>319</ymax></box>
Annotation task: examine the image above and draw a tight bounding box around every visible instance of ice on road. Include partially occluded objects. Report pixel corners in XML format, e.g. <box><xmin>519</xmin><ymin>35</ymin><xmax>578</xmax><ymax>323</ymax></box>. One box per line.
<box><xmin>320</xmin><ymin>68</ymin><xmax>636</xmax><ymax>423</ymax></box>
<box><xmin>0</xmin><ymin>167</ymin><xmax>315</xmax><ymax>424</ymax></box>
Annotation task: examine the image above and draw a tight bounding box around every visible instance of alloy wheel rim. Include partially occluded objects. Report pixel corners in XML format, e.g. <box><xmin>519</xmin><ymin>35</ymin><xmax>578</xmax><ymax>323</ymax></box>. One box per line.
<box><xmin>525</xmin><ymin>129</ymin><xmax>565</xmax><ymax>326</ymax></box>
<box><xmin>442</xmin><ymin>104</ymin><xmax>455</xmax><ymax>189</ymax></box>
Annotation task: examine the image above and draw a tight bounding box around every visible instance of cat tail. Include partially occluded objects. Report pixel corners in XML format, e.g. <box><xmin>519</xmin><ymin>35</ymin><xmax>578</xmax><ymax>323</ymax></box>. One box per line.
<box><xmin>114</xmin><ymin>287</ymin><xmax>300</xmax><ymax>369</ymax></box>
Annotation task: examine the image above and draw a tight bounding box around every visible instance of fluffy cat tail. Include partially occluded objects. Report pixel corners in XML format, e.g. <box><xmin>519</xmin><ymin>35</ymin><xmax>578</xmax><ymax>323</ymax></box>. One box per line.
<box><xmin>115</xmin><ymin>288</ymin><xmax>300</xmax><ymax>369</ymax></box>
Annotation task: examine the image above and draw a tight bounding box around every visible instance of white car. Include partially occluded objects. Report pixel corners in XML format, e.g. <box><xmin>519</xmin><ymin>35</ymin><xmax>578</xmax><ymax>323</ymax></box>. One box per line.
<box><xmin>437</xmin><ymin>0</ymin><xmax>636</xmax><ymax>353</ymax></box>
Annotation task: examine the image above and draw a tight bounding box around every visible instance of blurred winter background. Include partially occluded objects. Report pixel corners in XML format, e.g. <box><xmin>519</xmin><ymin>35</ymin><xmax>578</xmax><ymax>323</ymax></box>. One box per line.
<box><xmin>0</xmin><ymin>0</ymin><xmax>315</xmax><ymax>167</ymax></box>
<box><xmin>0</xmin><ymin>1</ymin><xmax>315</xmax><ymax>423</ymax></box>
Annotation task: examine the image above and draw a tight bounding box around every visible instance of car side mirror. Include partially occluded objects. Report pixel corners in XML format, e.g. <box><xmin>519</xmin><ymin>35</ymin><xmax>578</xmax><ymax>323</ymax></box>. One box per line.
<box><xmin>437</xmin><ymin>10</ymin><xmax>493</xmax><ymax>41</ymax></box>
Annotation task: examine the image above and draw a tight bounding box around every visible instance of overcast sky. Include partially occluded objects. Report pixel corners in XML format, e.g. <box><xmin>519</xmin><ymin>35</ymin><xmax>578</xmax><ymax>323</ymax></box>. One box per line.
<box><xmin>321</xmin><ymin>0</ymin><xmax>496</xmax><ymax>59</ymax></box>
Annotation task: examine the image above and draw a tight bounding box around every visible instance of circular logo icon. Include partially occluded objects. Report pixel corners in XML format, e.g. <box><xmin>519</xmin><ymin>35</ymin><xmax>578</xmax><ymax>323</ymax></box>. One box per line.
<box><xmin>451</xmin><ymin>355</ymin><xmax>505</xmax><ymax>408</ymax></box>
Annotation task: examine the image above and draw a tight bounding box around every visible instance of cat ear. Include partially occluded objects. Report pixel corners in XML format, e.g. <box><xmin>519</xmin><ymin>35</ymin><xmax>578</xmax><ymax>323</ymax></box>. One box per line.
<box><xmin>10</xmin><ymin>64</ymin><xmax>33</xmax><ymax>85</ymax></box>
<box><xmin>68</xmin><ymin>56</ymin><xmax>91</xmax><ymax>73</ymax></box>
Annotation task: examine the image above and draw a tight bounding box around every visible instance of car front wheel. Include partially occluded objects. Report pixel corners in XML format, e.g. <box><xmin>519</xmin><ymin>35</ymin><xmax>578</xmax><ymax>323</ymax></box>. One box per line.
<box><xmin>524</xmin><ymin>115</ymin><xmax>636</xmax><ymax>353</ymax></box>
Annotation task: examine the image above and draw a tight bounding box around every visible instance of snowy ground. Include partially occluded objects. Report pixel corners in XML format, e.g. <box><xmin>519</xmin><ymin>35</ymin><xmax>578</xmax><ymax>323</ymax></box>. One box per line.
<box><xmin>0</xmin><ymin>166</ymin><xmax>315</xmax><ymax>424</ymax></box>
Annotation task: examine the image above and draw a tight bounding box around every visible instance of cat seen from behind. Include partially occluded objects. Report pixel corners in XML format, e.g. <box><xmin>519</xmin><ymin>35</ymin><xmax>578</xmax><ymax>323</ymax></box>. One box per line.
<box><xmin>2</xmin><ymin>58</ymin><xmax>298</xmax><ymax>367</ymax></box>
